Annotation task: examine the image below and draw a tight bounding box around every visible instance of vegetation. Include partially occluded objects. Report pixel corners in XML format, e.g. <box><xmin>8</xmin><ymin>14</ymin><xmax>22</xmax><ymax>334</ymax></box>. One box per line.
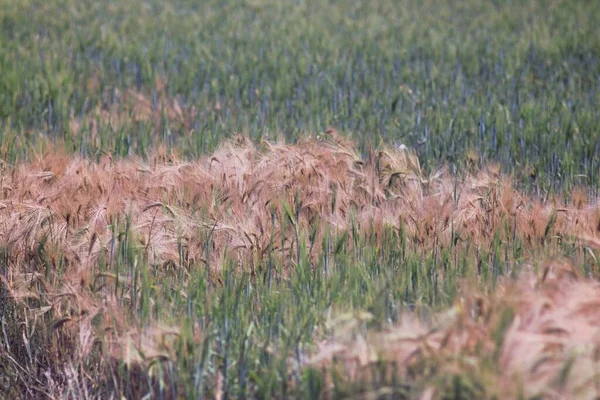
<box><xmin>0</xmin><ymin>0</ymin><xmax>599</xmax><ymax>399</ymax></box>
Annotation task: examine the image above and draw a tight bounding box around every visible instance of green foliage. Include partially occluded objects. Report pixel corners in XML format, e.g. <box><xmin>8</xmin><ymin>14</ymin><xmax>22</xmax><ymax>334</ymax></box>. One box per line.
<box><xmin>0</xmin><ymin>0</ymin><xmax>598</xmax><ymax>192</ymax></box>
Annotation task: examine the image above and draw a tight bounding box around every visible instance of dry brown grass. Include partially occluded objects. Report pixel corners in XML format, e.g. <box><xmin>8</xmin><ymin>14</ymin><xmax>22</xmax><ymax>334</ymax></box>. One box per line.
<box><xmin>68</xmin><ymin>76</ymin><xmax>197</xmax><ymax>146</ymax></box>
<box><xmin>2</xmin><ymin>135</ymin><xmax>597</xmax><ymax>275</ymax></box>
<box><xmin>309</xmin><ymin>258</ymin><xmax>600</xmax><ymax>399</ymax></box>
<box><xmin>1</xmin><ymin>136</ymin><xmax>599</xmax><ymax>398</ymax></box>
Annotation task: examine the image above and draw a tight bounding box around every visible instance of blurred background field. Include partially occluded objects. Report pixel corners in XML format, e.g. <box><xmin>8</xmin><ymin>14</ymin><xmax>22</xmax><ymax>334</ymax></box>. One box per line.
<box><xmin>1</xmin><ymin>0</ymin><xmax>599</xmax><ymax>192</ymax></box>
<box><xmin>1</xmin><ymin>0</ymin><xmax>600</xmax><ymax>399</ymax></box>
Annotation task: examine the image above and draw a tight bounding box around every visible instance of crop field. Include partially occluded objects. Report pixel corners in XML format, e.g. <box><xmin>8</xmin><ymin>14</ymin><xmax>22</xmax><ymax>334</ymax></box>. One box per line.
<box><xmin>0</xmin><ymin>0</ymin><xmax>599</xmax><ymax>398</ymax></box>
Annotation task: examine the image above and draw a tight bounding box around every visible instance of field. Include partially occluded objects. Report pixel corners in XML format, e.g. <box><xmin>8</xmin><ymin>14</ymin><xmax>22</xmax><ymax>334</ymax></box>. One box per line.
<box><xmin>1</xmin><ymin>0</ymin><xmax>599</xmax><ymax>398</ymax></box>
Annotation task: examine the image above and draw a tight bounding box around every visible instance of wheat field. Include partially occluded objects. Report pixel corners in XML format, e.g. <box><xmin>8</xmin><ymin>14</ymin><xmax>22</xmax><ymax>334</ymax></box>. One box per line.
<box><xmin>1</xmin><ymin>0</ymin><xmax>599</xmax><ymax>398</ymax></box>
<box><xmin>1</xmin><ymin>138</ymin><xmax>600</xmax><ymax>398</ymax></box>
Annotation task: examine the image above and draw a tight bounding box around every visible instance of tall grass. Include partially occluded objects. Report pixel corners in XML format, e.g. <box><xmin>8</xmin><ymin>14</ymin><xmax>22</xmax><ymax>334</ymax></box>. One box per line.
<box><xmin>0</xmin><ymin>140</ymin><xmax>599</xmax><ymax>398</ymax></box>
<box><xmin>1</xmin><ymin>0</ymin><xmax>600</xmax><ymax>398</ymax></box>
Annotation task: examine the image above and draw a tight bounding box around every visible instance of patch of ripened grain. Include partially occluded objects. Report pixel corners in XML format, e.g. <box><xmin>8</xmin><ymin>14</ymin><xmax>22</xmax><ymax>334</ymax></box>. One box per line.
<box><xmin>1</xmin><ymin>137</ymin><xmax>599</xmax><ymax>397</ymax></box>
<box><xmin>2</xmin><ymin>137</ymin><xmax>598</xmax><ymax>274</ymax></box>
<box><xmin>308</xmin><ymin>258</ymin><xmax>600</xmax><ymax>399</ymax></box>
